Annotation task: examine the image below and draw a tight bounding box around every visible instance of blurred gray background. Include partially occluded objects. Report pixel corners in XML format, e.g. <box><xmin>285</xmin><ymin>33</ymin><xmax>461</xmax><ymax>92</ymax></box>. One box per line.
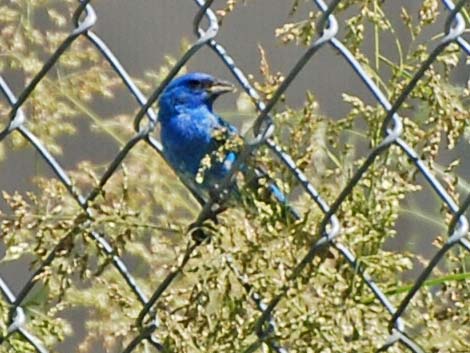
<box><xmin>0</xmin><ymin>1</ymin><xmax>469</xmax><ymax>352</ymax></box>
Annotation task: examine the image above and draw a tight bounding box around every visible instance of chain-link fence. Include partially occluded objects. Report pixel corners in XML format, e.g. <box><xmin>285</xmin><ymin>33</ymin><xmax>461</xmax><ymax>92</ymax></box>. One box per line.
<box><xmin>0</xmin><ymin>0</ymin><xmax>469</xmax><ymax>352</ymax></box>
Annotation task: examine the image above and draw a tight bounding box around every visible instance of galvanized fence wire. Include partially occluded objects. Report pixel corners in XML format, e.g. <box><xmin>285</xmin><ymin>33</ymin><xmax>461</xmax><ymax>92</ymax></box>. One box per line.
<box><xmin>0</xmin><ymin>0</ymin><xmax>468</xmax><ymax>352</ymax></box>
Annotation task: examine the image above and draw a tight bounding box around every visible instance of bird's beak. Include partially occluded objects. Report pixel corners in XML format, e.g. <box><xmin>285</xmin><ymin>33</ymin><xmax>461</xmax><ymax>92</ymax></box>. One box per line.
<box><xmin>207</xmin><ymin>79</ymin><xmax>236</xmax><ymax>96</ymax></box>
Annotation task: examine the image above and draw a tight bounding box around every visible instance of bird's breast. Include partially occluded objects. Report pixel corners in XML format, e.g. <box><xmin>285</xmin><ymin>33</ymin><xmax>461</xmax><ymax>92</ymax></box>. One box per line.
<box><xmin>160</xmin><ymin>112</ymin><xmax>215</xmax><ymax>176</ymax></box>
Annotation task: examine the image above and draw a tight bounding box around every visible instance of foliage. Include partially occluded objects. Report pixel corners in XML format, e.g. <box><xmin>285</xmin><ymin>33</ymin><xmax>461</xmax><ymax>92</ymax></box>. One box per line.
<box><xmin>0</xmin><ymin>0</ymin><xmax>469</xmax><ymax>352</ymax></box>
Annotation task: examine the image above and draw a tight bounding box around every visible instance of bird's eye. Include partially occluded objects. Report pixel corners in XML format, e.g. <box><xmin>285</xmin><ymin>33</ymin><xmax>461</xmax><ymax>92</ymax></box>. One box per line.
<box><xmin>188</xmin><ymin>80</ymin><xmax>203</xmax><ymax>89</ymax></box>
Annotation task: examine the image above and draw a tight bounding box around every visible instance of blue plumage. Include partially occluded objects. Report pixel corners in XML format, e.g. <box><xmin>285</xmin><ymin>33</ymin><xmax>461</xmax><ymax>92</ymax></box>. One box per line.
<box><xmin>158</xmin><ymin>72</ymin><xmax>298</xmax><ymax>219</ymax></box>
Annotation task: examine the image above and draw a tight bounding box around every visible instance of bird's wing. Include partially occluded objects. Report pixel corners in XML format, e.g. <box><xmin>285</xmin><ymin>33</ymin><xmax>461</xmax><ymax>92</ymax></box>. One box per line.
<box><xmin>241</xmin><ymin>164</ymin><xmax>299</xmax><ymax>220</ymax></box>
<box><xmin>206</xmin><ymin>115</ymin><xmax>240</xmax><ymax>172</ymax></box>
<box><xmin>213</xmin><ymin>114</ymin><xmax>300</xmax><ymax>221</ymax></box>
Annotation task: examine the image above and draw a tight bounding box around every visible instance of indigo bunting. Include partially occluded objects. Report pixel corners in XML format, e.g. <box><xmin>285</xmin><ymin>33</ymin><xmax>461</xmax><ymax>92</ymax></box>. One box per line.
<box><xmin>158</xmin><ymin>72</ymin><xmax>298</xmax><ymax>219</ymax></box>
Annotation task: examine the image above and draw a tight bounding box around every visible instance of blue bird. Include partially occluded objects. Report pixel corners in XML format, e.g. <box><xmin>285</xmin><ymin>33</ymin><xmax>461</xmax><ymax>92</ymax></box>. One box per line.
<box><xmin>158</xmin><ymin>72</ymin><xmax>299</xmax><ymax>220</ymax></box>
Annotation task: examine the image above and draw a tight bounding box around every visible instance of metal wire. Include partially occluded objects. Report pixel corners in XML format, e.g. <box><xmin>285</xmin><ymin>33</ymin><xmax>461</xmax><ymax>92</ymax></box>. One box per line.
<box><xmin>0</xmin><ymin>0</ymin><xmax>469</xmax><ymax>352</ymax></box>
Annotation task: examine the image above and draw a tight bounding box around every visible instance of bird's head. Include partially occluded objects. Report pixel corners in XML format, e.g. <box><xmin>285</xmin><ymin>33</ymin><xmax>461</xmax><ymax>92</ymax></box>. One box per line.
<box><xmin>159</xmin><ymin>72</ymin><xmax>235</xmax><ymax>118</ymax></box>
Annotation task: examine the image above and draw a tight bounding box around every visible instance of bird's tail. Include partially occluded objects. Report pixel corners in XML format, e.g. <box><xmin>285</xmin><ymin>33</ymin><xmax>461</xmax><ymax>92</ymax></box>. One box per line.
<box><xmin>245</xmin><ymin>167</ymin><xmax>301</xmax><ymax>221</ymax></box>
